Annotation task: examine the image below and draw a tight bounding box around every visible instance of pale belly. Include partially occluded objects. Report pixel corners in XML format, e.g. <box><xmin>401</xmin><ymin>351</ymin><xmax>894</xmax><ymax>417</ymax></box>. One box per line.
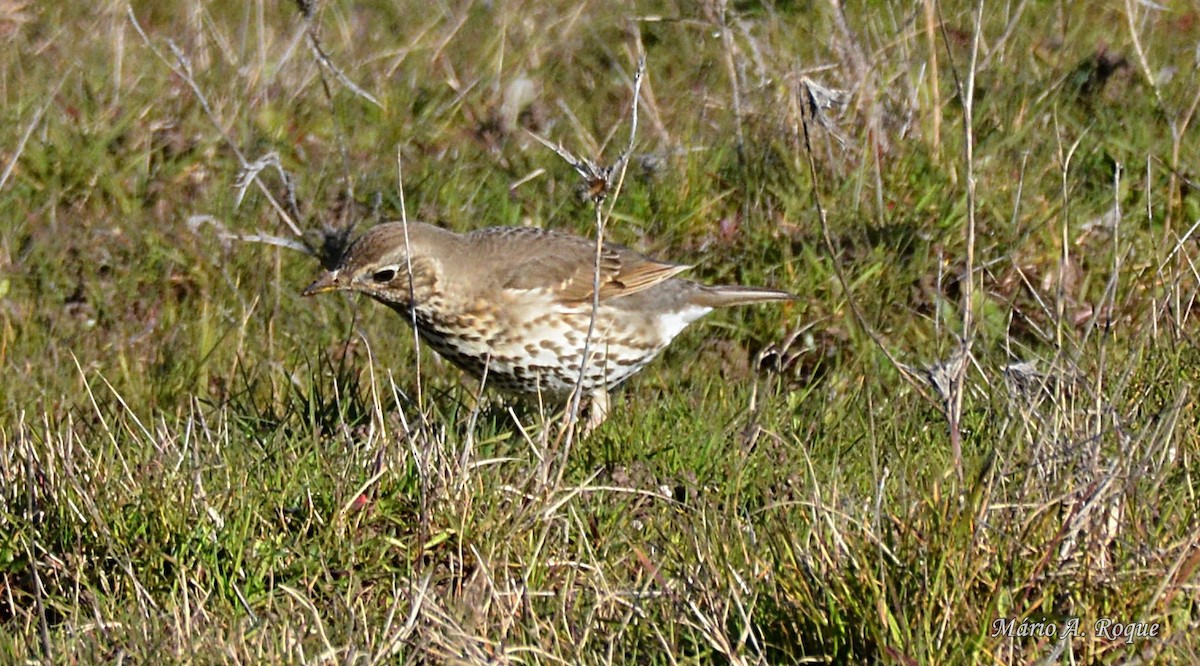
<box><xmin>407</xmin><ymin>302</ymin><xmax>710</xmax><ymax>399</ymax></box>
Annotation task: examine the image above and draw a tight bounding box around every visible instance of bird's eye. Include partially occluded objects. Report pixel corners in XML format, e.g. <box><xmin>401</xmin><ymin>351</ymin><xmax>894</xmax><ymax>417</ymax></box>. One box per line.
<box><xmin>372</xmin><ymin>269</ymin><xmax>397</xmax><ymax>283</ymax></box>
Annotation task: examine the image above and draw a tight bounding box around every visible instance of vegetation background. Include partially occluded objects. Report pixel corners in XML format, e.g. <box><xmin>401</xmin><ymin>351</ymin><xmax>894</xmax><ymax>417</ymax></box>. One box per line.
<box><xmin>1</xmin><ymin>0</ymin><xmax>1197</xmax><ymax>662</ymax></box>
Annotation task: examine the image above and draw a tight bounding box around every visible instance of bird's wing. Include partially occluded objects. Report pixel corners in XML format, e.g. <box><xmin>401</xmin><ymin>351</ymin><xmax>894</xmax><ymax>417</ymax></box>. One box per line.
<box><xmin>473</xmin><ymin>227</ymin><xmax>691</xmax><ymax>304</ymax></box>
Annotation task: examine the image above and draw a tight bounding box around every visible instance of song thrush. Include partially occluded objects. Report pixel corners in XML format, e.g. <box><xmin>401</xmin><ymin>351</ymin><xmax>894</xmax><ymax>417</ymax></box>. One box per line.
<box><xmin>303</xmin><ymin>221</ymin><xmax>794</xmax><ymax>429</ymax></box>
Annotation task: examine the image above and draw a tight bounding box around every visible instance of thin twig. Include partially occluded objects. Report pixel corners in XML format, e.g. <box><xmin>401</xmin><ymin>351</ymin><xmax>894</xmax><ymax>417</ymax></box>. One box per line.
<box><xmin>0</xmin><ymin>73</ymin><xmax>68</xmax><ymax>192</ymax></box>
<box><xmin>715</xmin><ymin>0</ymin><xmax>745</xmax><ymax>161</ymax></box>
<box><xmin>947</xmin><ymin>0</ymin><xmax>985</xmax><ymax>481</ymax></box>
<box><xmin>305</xmin><ymin>26</ymin><xmax>382</xmax><ymax>109</ymax></box>
<box><xmin>126</xmin><ymin>7</ymin><xmax>304</xmax><ymax>238</ymax></box>
<box><xmin>185</xmin><ymin>215</ymin><xmax>313</xmax><ymax>255</ymax></box>
<box><xmin>233</xmin><ymin>152</ymin><xmax>301</xmax><ymax>224</ymax></box>
<box><xmin>22</xmin><ymin>424</ymin><xmax>52</xmax><ymax>662</ymax></box>
<box><xmin>396</xmin><ymin>151</ymin><xmax>423</xmax><ymax>413</ymax></box>
<box><xmin>921</xmin><ymin>0</ymin><xmax>942</xmax><ymax>157</ymax></box>
<box><xmin>296</xmin><ymin>1</ymin><xmax>364</xmax><ymax>209</ymax></box>
<box><xmin>977</xmin><ymin>0</ymin><xmax>1030</xmax><ymax>71</ymax></box>
<box><xmin>796</xmin><ymin>79</ymin><xmax>937</xmax><ymax>409</ymax></box>
<box><xmin>539</xmin><ymin>56</ymin><xmax>646</xmax><ymax>483</ymax></box>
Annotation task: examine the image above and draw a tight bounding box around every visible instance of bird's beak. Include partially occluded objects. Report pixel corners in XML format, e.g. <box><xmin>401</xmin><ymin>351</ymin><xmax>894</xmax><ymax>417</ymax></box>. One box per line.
<box><xmin>302</xmin><ymin>270</ymin><xmax>345</xmax><ymax>297</ymax></box>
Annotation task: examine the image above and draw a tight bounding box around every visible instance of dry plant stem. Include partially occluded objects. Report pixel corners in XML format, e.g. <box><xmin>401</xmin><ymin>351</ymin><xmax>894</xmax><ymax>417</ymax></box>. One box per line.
<box><xmin>797</xmin><ymin>82</ymin><xmax>937</xmax><ymax>409</ymax></box>
<box><xmin>0</xmin><ymin>74</ymin><xmax>67</xmax><ymax>192</ymax></box>
<box><xmin>837</xmin><ymin>0</ymin><xmax>886</xmax><ymax>219</ymax></box>
<box><xmin>253</xmin><ymin>0</ymin><xmax>267</xmax><ymax>84</ymax></box>
<box><xmin>553</xmin><ymin>57</ymin><xmax>645</xmax><ymax>482</ymax></box>
<box><xmin>395</xmin><ymin>151</ymin><xmax>424</xmax><ymax>415</ymax></box>
<box><xmin>304</xmin><ymin>20</ymin><xmax>382</xmax><ymax>109</ymax></box>
<box><xmin>301</xmin><ymin>3</ymin><xmax>370</xmax><ymax>205</ymax></box>
<box><xmin>947</xmin><ymin>0</ymin><xmax>984</xmax><ymax>482</ymax></box>
<box><xmin>22</xmin><ymin>430</ymin><xmax>51</xmax><ymax>662</ymax></box>
<box><xmin>1124</xmin><ymin>0</ymin><xmax>1200</xmax><ymax>334</ymax></box>
<box><xmin>1055</xmin><ymin>124</ymin><xmax>1085</xmax><ymax>340</ymax></box>
<box><xmin>362</xmin><ymin>342</ymin><xmax>391</xmax><ymax>472</ymax></box>
<box><xmin>829</xmin><ymin>0</ymin><xmax>888</xmax><ymax>160</ymax></box>
<box><xmin>459</xmin><ymin>355</ymin><xmax>490</xmax><ymax>490</ymax></box>
<box><xmin>126</xmin><ymin>7</ymin><xmax>303</xmax><ymax>238</ymax></box>
<box><xmin>625</xmin><ymin>29</ymin><xmax>669</xmax><ymax>144</ymax></box>
<box><xmin>1123</xmin><ymin>0</ymin><xmax>1190</xmax><ymax>240</ymax></box>
<box><xmin>921</xmin><ymin>0</ymin><xmax>941</xmax><ymax>158</ymax></box>
<box><xmin>1121</xmin><ymin>0</ymin><xmax>1171</xmax><ymax>135</ymax></box>
<box><xmin>215</xmin><ymin>231</ymin><xmax>311</xmax><ymax>254</ymax></box>
<box><xmin>715</xmin><ymin>0</ymin><xmax>745</xmax><ymax>160</ymax></box>
<box><xmin>977</xmin><ymin>0</ymin><xmax>1030</xmax><ymax>71</ymax></box>
<box><xmin>1085</xmin><ymin>165</ymin><xmax>1124</xmax><ymax>442</ymax></box>
<box><xmin>110</xmin><ymin>4</ymin><xmax>125</xmax><ymax>101</ymax></box>
<box><xmin>561</xmin><ymin>201</ymin><xmax>606</xmax><ymax>448</ymax></box>
<box><xmin>394</xmin><ymin>152</ymin><xmax>434</xmax><ymax>568</ymax></box>
<box><xmin>370</xmin><ymin>574</ymin><xmax>431</xmax><ymax>665</ymax></box>
<box><xmin>932</xmin><ymin>0</ymin><xmax>966</xmax><ymax>186</ymax></box>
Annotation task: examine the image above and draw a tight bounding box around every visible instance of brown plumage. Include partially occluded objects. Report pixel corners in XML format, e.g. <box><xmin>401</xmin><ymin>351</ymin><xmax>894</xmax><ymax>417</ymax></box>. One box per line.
<box><xmin>304</xmin><ymin>221</ymin><xmax>794</xmax><ymax>428</ymax></box>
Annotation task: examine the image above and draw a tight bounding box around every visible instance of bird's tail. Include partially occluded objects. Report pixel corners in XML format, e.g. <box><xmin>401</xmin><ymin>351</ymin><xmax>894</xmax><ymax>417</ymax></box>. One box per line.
<box><xmin>690</xmin><ymin>284</ymin><xmax>796</xmax><ymax>308</ymax></box>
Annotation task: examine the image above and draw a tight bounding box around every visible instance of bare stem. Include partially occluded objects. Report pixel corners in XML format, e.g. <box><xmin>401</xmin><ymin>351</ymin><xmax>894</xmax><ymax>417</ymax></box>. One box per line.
<box><xmin>946</xmin><ymin>0</ymin><xmax>985</xmax><ymax>482</ymax></box>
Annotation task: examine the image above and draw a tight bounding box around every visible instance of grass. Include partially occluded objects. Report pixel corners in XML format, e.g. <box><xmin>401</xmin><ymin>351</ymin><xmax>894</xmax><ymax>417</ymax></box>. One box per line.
<box><xmin>1</xmin><ymin>0</ymin><xmax>1198</xmax><ymax>663</ymax></box>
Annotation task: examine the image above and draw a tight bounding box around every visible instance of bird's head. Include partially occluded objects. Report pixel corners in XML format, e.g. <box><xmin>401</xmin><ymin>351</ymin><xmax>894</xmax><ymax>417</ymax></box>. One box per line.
<box><xmin>303</xmin><ymin>223</ymin><xmax>440</xmax><ymax>306</ymax></box>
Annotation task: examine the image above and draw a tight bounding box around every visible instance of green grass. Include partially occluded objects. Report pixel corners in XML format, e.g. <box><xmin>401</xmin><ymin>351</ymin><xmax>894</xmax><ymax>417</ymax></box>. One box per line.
<box><xmin>2</xmin><ymin>0</ymin><xmax>1198</xmax><ymax>663</ymax></box>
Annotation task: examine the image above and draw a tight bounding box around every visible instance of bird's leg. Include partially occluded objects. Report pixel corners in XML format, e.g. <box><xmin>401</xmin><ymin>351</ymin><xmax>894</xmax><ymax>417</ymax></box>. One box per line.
<box><xmin>582</xmin><ymin>388</ymin><xmax>611</xmax><ymax>436</ymax></box>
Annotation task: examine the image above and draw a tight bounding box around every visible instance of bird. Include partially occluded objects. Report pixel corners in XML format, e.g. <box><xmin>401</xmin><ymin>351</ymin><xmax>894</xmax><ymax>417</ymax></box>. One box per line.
<box><xmin>303</xmin><ymin>221</ymin><xmax>794</xmax><ymax>431</ymax></box>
